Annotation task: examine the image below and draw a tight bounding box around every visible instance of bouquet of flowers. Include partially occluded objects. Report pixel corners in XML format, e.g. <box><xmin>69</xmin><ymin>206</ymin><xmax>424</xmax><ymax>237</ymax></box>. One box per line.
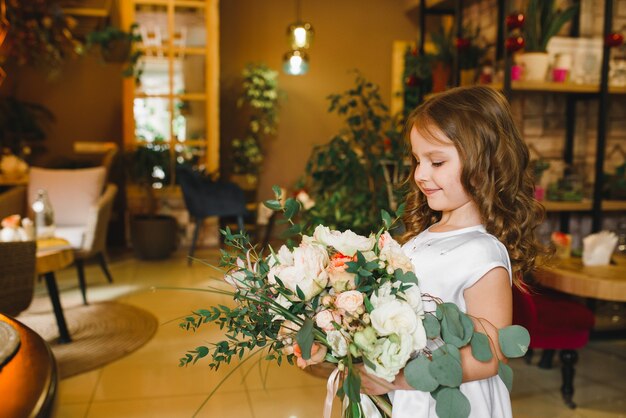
<box><xmin>180</xmin><ymin>187</ymin><xmax>530</xmax><ymax>418</ymax></box>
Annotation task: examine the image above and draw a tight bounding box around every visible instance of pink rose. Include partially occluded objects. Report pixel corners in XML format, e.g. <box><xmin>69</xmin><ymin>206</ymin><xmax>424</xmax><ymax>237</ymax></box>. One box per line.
<box><xmin>315</xmin><ymin>309</ymin><xmax>342</xmax><ymax>331</ymax></box>
<box><xmin>335</xmin><ymin>290</ymin><xmax>364</xmax><ymax>313</ymax></box>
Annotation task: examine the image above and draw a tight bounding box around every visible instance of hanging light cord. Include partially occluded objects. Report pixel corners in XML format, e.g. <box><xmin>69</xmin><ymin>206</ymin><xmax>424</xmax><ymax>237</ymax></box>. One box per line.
<box><xmin>295</xmin><ymin>0</ymin><xmax>301</xmax><ymax>23</ymax></box>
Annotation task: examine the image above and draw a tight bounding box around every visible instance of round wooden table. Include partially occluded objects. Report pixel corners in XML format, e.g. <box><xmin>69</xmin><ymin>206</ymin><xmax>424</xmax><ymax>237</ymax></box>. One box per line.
<box><xmin>37</xmin><ymin>238</ymin><xmax>75</xmax><ymax>343</ymax></box>
<box><xmin>0</xmin><ymin>314</ymin><xmax>58</xmax><ymax>418</ymax></box>
<box><xmin>534</xmin><ymin>254</ymin><xmax>626</xmax><ymax>302</ymax></box>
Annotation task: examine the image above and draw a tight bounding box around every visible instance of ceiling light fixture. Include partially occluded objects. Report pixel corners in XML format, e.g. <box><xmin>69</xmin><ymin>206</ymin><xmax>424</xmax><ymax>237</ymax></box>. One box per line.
<box><xmin>283</xmin><ymin>0</ymin><xmax>313</xmax><ymax>76</ymax></box>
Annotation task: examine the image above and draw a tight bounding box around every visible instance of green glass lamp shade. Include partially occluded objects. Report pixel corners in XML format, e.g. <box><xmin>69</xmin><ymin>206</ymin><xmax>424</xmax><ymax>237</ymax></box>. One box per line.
<box><xmin>283</xmin><ymin>49</ymin><xmax>309</xmax><ymax>75</ymax></box>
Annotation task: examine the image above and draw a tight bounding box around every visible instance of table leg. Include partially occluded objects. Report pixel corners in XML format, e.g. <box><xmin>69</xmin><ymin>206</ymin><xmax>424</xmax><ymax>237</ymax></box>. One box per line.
<box><xmin>43</xmin><ymin>272</ymin><xmax>72</xmax><ymax>344</ymax></box>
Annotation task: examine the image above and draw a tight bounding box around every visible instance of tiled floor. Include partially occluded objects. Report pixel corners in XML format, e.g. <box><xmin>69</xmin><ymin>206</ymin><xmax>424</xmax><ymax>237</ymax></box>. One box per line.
<box><xmin>33</xmin><ymin>248</ymin><xmax>625</xmax><ymax>417</ymax></box>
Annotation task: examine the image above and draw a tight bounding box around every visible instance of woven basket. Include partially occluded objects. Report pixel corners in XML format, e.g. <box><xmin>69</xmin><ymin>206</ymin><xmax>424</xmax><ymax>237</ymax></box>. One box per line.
<box><xmin>0</xmin><ymin>241</ymin><xmax>36</xmax><ymax>316</ymax></box>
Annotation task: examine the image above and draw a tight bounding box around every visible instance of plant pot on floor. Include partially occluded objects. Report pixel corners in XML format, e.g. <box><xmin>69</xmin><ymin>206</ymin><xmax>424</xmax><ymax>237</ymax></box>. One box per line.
<box><xmin>518</xmin><ymin>52</ymin><xmax>550</xmax><ymax>82</ymax></box>
<box><xmin>129</xmin><ymin>214</ymin><xmax>177</xmax><ymax>260</ymax></box>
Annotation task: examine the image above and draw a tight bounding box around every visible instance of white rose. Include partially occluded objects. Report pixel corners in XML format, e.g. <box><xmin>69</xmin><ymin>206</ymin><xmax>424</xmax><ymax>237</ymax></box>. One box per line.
<box><xmin>313</xmin><ymin>225</ymin><xmax>376</xmax><ymax>256</ymax></box>
<box><xmin>268</xmin><ymin>243</ymin><xmax>329</xmax><ymax>301</ymax></box>
<box><xmin>335</xmin><ymin>290</ymin><xmax>364</xmax><ymax>313</ymax></box>
<box><xmin>296</xmin><ymin>190</ymin><xmax>315</xmax><ymax>210</ymax></box>
<box><xmin>370</xmin><ymin>282</ymin><xmax>396</xmax><ymax>309</ymax></box>
<box><xmin>274</xmin><ymin>245</ymin><xmax>294</xmax><ymax>266</ymax></box>
<box><xmin>224</xmin><ymin>258</ymin><xmax>247</xmax><ymax>287</ymax></box>
<box><xmin>402</xmin><ymin>283</ymin><xmax>425</xmax><ymax>317</ymax></box>
<box><xmin>364</xmin><ymin>334</ymin><xmax>413</xmax><ymax>382</ymax></box>
<box><xmin>327</xmin><ymin>330</ymin><xmax>349</xmax><ymax>357</ymax></box>
<box><xmin>370</xmin><ymin>300</ymin><xmax>418</xmax><ymax>337</ymax></box>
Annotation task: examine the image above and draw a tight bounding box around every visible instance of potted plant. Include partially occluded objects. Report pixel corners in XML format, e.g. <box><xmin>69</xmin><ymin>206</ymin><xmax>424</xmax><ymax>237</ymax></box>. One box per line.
<box><xmin>86</xmin><ymin>23</ymin><xmax>144</xmax><ymax>81</ymax></box>
<box><xmin>230</xmin><ymin>63</ymin><xmax>280</xmax><ymax>197</ymax></box>
<box><xmin>125</xmin><ymin>141</ymin><xmax>177</xmax><ymax>260</ymax></box>
<box><xmin>518</xmin><ymin>0</ymin><xmax>579</xmax><ymax>81</ymax></box>
<box><xmin>0</xmin><ymin>96</ymin><xmax>54</xmax><ymax>158</ymax></box>
<box><xmin>456</xmin><ymin>26</ymin><xmax>488</xmax><ymax>86</ymax></box>
<box><xmin>429</xmin><ymin>26</ymin><xmax>455</xmax><ymax>92</ymax></box>
<box><xmin>402</xmin><ymin>46</ymin><xmax>434</xmax><ymax>115</ymax></box>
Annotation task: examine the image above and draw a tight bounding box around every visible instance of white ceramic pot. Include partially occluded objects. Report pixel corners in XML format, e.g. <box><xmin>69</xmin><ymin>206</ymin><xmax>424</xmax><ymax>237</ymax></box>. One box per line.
<box><xmin>518</xmin><ymin>52</ymin><xmax>550</xmax><ymax>82</ymax></box>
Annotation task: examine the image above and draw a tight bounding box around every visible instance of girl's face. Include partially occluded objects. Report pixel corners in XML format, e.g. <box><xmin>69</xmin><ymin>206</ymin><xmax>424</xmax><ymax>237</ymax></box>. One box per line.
<box><xmin>410</xmin><ymin>126</ymin><xmax>474</xmax><ymax>214</ymax></box>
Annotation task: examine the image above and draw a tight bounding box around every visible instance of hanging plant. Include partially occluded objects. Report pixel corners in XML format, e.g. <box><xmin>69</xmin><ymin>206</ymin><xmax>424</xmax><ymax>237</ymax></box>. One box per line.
<box><xmin>0</xmin><ymin>0</ymin><xmax>83</xmax><ymax>76</ymax></box>
<box><xmin>86</xmin><ymin>23</ymin><xmax>144</xmax><ymax>81</ymax></box>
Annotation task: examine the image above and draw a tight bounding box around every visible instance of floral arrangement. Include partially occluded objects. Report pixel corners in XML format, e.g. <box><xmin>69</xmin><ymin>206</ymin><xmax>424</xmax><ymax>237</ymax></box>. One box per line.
<box><xmin>231</xmin><ymin>63</ymin><xmax>280</xmax><ymax>177</ymax></box>
<box><xmin>456</xmin><ymin>26</ymin><xmax>488</xmax><ymax>71</ymax></box>
<box><xmin>180</xmin><ymin>188</ymin><xmax>530</xmax><ymax>418</ymax></box>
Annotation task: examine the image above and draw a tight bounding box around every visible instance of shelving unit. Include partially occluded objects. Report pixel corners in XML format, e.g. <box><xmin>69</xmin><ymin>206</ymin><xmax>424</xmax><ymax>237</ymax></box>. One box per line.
<box><xmin>498</xmin><ymin>0</ymin><xmax>623</xmax><ymax>233</ymax></box>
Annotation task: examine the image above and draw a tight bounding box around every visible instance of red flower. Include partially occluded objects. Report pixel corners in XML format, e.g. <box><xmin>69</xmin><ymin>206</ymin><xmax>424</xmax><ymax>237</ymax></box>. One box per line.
<box><xmin>605</xmin><ymin>32</ymin><xmax>624</xmax><ymax>47</ymax></box>
<box><xmin>506</xmin><ymin>13</ymin><xmax>525</xmax><ymax>30</ymax></box>
<box><xmin>505</xmin><ymin>36</ymin><xmax>525</xmax><ymax>52</ymax></box>
<box><xmin>456</xmin><ymin>38</ymin><xmax>471</xmax><ymax>51</ymax></box>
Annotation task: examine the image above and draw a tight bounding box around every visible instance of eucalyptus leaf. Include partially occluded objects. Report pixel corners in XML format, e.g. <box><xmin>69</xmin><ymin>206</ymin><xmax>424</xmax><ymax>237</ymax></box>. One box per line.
<box><xmin>498</xmin><ymin>361</ymin><xmax>514</xmax><ymax>392</ymax></box>
<box><xmin>381</xmin><ymin>209</ymin><xmax>392</xmax><ymax>228</ymax></box>
<box><xmin>498</xmin><ymin>325</ymin><xmax>530</xmax><ymax>358</ymax></box>
<box><xmin>272</xmin><ymin>185</ymin><xmax>282</xmax><ymax>199</ymax></box>
<box><xmin>405</xmin><ymin>356</ymin><xmax>439</xmax><ymax>391</ymax></box>
<box><xmin>394</xmin><ymin>269</ymin><xmax>419</xmax><ymax>285</ymax></box>
<box><xmin>429</xmin><ymin>346</ymin><xmax>463</xmax><ymax>387</ymax></box>
<box><xmin>434</xmin><ymin>387</ymin><xmax>471</xmax><ymax>418</ymax></box>
<box><xmin>423</xmin><ymin>313</ymin><xmax>441</xmax><ymax>339</ymax></box>
<box><xmin>295</xmin><ymin>318</ymin><xmax>314</xmax><ymax>360</ymax></box>
<box><xmin>470</xmin><ymin>332</ymin><xmax>493</xmax><ymax>362</ymax></box>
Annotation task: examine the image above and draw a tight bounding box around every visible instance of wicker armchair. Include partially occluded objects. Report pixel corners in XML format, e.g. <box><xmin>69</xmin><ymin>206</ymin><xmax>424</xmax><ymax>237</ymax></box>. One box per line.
<box><xmin>0</xmin><ymin>241</ymin><xmax>36</xmax><ymax>316</ymax></box>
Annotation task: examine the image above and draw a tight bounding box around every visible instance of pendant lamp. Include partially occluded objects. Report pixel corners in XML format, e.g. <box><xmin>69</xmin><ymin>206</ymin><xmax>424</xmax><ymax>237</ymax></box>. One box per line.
<box><xmin>283</xmin><ymin>0</ymin><xmax>313</xmax><ymax>76</ymax></box>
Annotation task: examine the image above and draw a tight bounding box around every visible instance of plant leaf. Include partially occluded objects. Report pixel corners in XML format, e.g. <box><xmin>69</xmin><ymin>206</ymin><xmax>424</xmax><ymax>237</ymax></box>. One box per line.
<box><xmin>405</xmin><ymin>356</ymin><xmax>439</xmax><ymax>392</ymax></box>
<box><xmin>470</xmin><ymin>331</ymin><xmax>493</xmax><ymax>362</ymax></box>
<box><xmin>498</xmin><ymin>325</ymin><xmax>530</xmax><ymax>358</ymax></box>
<box><xmin>498</xmin><ymin>361</ymin><xmax>514</xmax><ymax>392</ymax></box>
<box><xmin>434</xmin><ymin>387</ymin><xmax>471</xmax><ymax>418</ymax></box>
<box><xmin>264</xmin><ymin>199</ymin><xmax>282</xmax><ymax>211</ymax></box>
<box><xmin>423</xmin><ymin>313</ymin><xmax>441</xmax><ymax>339</ymax></box>
<box><xmin>429</xmin><ymin>346</ymin><xmax>463</xmax><ymax>387</ymax></box>
<box><xmin>296</xmin><ymin>318</ymin><xmax>314</xmax><ymax>360</ymax></box>
<box><xmin>284</xmin><ymin>198</ymin><xmax>300</xmax><ymax>220</ymax></box>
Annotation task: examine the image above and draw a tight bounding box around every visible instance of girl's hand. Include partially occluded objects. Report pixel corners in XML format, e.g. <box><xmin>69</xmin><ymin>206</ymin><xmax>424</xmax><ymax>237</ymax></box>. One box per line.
<box><xmin>356</xmin><ymin>364</ymin><xmax>396</xmax><ymax>395</ymax></box>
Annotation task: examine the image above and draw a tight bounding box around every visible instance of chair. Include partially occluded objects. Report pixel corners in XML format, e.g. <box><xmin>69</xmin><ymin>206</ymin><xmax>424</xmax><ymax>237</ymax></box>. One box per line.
<box><xmin>0</xmin><ymin>166</ymin><xmax>118</xmax><ymax>305</ymax></box>
<box><xmin>176</xmin><ymin>164</ymin><xmax>247</xmax><ymax>265</ymax></box>
<box><xmin>513</xmin><ymin>283</ymin><xmax>595</xmax><ymax>408</ymax></box>
<box><xmin>0</xmin><ymin>241</ymin><xmax>36</xmax><ymax>316</ymax></box>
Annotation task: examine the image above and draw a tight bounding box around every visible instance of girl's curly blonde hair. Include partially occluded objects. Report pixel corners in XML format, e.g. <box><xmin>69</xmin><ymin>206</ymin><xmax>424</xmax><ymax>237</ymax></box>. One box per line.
<box><xmin>402</xmin><ymin>86</ymin><xmax>549</xmax><ymax>286</ymax></box>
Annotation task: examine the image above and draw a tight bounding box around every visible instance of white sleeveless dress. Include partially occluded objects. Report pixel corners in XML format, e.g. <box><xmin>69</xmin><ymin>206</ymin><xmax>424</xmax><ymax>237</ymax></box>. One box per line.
<box><xmin>391</xmin><ymin>224</ymin><xmax>513</xmax><ymax>418</ymax></box>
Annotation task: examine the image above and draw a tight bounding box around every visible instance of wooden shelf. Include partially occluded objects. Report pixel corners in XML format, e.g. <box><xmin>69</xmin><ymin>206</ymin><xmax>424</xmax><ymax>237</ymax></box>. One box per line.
<box><xmin>602</xmin><ymin>200</ymin><xmax>626</xmax><ymax>211</ymax></box>
<box><xmin>542</xmin><ymin>200</ymin><xmax>592</xmax><ymax>212</ymax></box>
<box><xmin>541</xmin><ymin>200</ymin><xmax>626</xmax><ymax>212</ymax></box>
<box><xmin>487</xmin><ymin>81</ymin><xmax>626</xmax><ymax>94</ymax></box>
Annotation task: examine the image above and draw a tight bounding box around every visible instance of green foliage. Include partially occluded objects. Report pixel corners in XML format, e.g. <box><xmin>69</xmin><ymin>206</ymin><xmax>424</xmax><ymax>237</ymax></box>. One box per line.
<box><xmin>86</xmin><ymin>23</ymin><xmax>144</xmax><ymax>80</ymax></box>
<box><xmin>0</xmin><ymin>96</ymin><xmax>54</xmax><ymax>156</ymax></box>
<box><xmin>404</xmin><ymin>355</ymin><xmax>439</xmax><ymax>391</ymax></box>
<box><xmin>125</xmin><ymin>141</ymin><xmax>170</xmax><ymax>215</ymax></box>
<box><xmin>457</xmin><ymin>26</ymin><xmax>488</xmax><ymax>70</ymax></box>
<box><xmin>498</xmin><ymin>325</ymin><xmax>531</xmax><ymax>358</ymax></box>
<box><xmin>524</xmin><ymin>0</ymin><xmax>579</xmax><ymax>52</ymax></box>
<box><xmin>430</xmin><ymin>26</ymin><xmax>456</xmax><ymax>65</ymax></box>
<box><xmin>298</xmin><ymin>72</ymin><xmax>407</xmax><ymax>235</ymax></box>
<box><xmin>435</xmin><ymin>387</ymin><xmax>471</xmax><ymax>418</ymax></box>
<box><xmin>231</xmin><ymin>63</ymin><xmax>280</xmax><ymax>177</ymax></box>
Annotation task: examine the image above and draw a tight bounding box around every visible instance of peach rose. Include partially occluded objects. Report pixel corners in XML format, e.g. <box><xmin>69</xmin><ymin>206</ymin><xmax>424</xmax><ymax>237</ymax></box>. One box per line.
<box><xmin>335</xmin><ymin>290</ymin><xmax>364</xmax><ymax>313</ymax></box>
<box><xmin>315</xmin><ymin>309</ymin><xmax>342</xmax><ymax>331</ymax></box>
<box><xmin>294</xmin><ymin>342</ymin><xmax>328</xmax><ymax>369</ymax></box>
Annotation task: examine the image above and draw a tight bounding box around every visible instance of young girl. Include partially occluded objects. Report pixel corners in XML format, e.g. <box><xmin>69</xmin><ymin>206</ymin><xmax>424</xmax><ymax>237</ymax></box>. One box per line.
<box><xmin>360</xmin><ymin>86</ymin><xmax>546</xmax><ymax>417</ymax></box>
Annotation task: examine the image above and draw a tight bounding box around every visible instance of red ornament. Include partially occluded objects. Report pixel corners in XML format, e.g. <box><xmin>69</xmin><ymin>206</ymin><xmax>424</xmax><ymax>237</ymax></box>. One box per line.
<box><xmin>506</xmin><ymin>13</ymin><xmax>525</xmax><ymax>31</ymax></box>
<box><xmin>405</xmin><ymin>75</ymin><xmax>418</xmax><ymax>87</ymax></box>
<box><xmin>505</xmin><ymin>36</ymin><xmax>525</xmax><ymax>52</ymax></box>
<box><xmin>411</xmin><ymin>47</ymin><xmax>418</xmax><ymax>56</ymax></box>
<box><xmin>605</xmin><ymin>32</ymin><xmax>624</xmax><ymax>47</ymax></box>
<box><xmin>456</xmin><ymin>38</ymin><xmax>471</xmax><ymax>50</ymax></box>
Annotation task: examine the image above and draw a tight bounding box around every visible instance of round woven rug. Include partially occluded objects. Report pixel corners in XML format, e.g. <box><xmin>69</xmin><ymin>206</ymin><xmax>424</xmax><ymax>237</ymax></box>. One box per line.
<box><xmin>18</xmin><ymin>300</ymin><xmax>158</xmax><ymax>379</ymax></box>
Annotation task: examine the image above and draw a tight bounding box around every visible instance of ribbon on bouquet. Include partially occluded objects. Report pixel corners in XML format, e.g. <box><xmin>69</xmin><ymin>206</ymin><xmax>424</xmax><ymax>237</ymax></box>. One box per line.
<box><xmin>324</xmin><ymin>367</ymin><xmax>383</xmax><ymax>418</ymax></box>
